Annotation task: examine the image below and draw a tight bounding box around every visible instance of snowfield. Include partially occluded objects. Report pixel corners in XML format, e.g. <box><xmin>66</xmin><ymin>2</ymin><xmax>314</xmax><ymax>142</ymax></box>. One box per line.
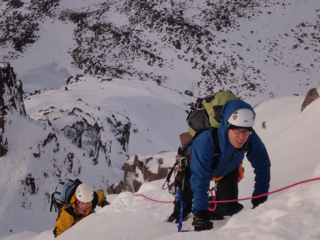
<box><xmin>3</xmin><ymin>94</ymin><xmax>320</xmax><ymax>240</ymax></box>
<box><xmin>1</xmin><ymin>0</ymin><xmax>320</xmax><ymax>239</ymax></box>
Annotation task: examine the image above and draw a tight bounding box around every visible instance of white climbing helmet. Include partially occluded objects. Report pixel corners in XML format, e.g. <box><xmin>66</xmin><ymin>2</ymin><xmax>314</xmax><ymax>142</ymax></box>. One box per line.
<box><xmin>75</xmin><ymin>183</ymin><xmax>94</xmax><ymax>202</ymax></box>
<box><xmin>228</xmin><ymin>108</ymin><xmax>255</xmax><ymax>128</ymax></box>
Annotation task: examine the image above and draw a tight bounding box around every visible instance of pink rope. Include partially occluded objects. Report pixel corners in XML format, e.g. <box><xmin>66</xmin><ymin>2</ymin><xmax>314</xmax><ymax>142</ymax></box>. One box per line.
<box><xmin>208</xmin><ymin>188</ymin><xmax>217</xmax><ymax>211</ymax></box>
<box><xmin>134</xmin><ymin>177</ymin><xmax>320</xmax><ymax>204</ymax></box>
<box><xmin>134</xmin><ymin>194</ymin><xmax>173</xmax><ymax>203</ymax></box>
<box><xmin>210</xmin><ymin>177</ymin><xmax>320</xmax><ymax>203</ymax></box>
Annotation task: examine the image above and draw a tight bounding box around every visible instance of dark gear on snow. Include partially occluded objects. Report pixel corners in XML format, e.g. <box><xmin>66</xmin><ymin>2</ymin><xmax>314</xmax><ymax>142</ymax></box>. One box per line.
<box><xmin>192</xmin><ymin>210</ymin><xmax>213</xmax><ymax>231</ymax></box>
<box><xmin>252</xmin><ymin>195</ymin><xmax>268</xmax><ymax>209</ymax></box>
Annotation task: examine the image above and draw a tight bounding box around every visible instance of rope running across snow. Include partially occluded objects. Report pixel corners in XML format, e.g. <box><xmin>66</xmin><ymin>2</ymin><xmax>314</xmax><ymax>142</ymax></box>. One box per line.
<box><xmin>134</xmin><ymin>177</ymin><xmax>320</xmax><ymax>204</ymax></box>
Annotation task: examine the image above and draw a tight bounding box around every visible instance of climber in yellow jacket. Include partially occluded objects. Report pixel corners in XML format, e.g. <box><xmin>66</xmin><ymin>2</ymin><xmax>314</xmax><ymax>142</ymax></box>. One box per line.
<box><xmin>53</xmin><ymin>183</ymin><xmax>109</xmax><ymax>237</ymax></box>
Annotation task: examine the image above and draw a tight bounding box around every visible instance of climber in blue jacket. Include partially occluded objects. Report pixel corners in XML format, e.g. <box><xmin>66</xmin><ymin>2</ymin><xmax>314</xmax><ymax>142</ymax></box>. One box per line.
<box><xmin>191</xmin><ymin>100</ymin><xmax>271</xmax><ymax>231</ymax></box>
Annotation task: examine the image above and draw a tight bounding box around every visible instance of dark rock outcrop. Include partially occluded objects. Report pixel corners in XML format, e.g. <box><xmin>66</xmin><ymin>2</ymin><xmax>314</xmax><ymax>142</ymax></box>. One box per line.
<box><xmin>301</xmin><ymin>88</ymin><xmax>319</xmax><ymax>112</ymax></box>
<box><xmin>0</xmin><ymin>0</ymin><xmax>60</xmax><ymax>55</ymax></box>
<box><xmin>63</xmin><ymin>1</ymin><xmax>270</xmax><ymax>98</ymax></box>
<box><xmin>2</xmin><ymin>1</ymin><xmax>320</xmax><ymax>101</ymax></box>
<box><xmin>0</xmin><ymin>62</ymin><xmax>26</xmax><ymax>156</ymax></box>
<box><xmin>107</xmin><ymin>181</ymin><xmax>125</xmax><ymax>194</ymax></box>
<box><xmin>108</xmin><ymin>154</ymin><xmax>172</xmax><ymax>193</ymax></box>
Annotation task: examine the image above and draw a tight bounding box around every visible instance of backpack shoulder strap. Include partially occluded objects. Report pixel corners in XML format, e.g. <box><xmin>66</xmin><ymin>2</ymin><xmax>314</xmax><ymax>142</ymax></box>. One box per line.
<box><xmin>64</xmin><ymin>203</ymin><xmax>82</xmax><ymax>221</ymax></box>
<box><xmin>211</xmin><ymin>128</ymin><xmax>221</xmax><ymax>156</ymax></box>
<box><xmin>66</xmin><ymin>179</ymin><xmax>82</xmax><ymax>203</ymax></box>
<box><xmin>50</xmin><ymin>192</ymin><xmax>56</xmax><ymax>212</ymax></box>
<box><xmin>245</xmin><ymin>140</ymin><xmax>251</xmax><ymax>153</ymax></box>
<box><xmin>91</xmin><ymin>192</ymin><xmax>99</xmax><ymax>212</ymax></box>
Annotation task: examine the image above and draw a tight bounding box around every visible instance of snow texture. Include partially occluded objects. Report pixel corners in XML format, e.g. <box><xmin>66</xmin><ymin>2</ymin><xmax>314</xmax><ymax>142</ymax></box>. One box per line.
<box><xmin>1</xmin><ymin>0</ymin><xmax>320</xmax><ymax>239</ymax></box>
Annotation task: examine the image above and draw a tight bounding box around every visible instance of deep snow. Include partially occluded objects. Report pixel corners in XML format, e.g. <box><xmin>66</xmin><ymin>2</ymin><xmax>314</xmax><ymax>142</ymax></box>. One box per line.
<box><xmin>3</xmin><ymin>91</ymin><xmax>320</xmax><ymax>240</ymax></box>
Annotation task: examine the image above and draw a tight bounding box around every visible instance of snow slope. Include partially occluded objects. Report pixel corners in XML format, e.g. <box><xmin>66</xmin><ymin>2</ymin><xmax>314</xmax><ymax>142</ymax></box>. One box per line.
<box><xmin>1</xmin><ymin>0</ymin><xmax>320</xmax><ymax>239</ymax></box>
<box><xmin>0</xmin><ymin>72</ymin><xmax>194</xmax><ymax>236</ymax></box>
<box><xmin>3</xmin><ymin>94</ymin><xmax>320</xmax><ymax>240</ymax></box>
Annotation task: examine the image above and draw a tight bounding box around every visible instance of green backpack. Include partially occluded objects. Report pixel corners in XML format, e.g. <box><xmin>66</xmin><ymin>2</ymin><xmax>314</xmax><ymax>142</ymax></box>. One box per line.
<box><xmin>164</xmin><ymin>91</ymin><xmax>238</xmax><ymax>196</ymax></box>
<box><xmin>187</xmin><ymin>90</ymin><xmax>238</xmax><ymax>138</ymax></box>
<box><xmin>164</xmin><ymin>91</ymin><xmax>239</xmax><ymax>201</ymax></box>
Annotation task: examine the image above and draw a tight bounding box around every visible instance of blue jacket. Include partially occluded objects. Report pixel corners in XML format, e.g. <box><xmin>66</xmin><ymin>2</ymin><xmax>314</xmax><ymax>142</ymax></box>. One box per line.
<box><xmin>190</xmin><ymin>100</ymin><xmax>271</xmax><ymax>213</ymax></box>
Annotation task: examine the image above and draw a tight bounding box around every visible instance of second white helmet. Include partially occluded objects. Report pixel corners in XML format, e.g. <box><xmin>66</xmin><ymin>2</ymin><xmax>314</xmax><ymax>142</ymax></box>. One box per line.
<box><xmin>75</xmin><ymin>183</ymin><xmax>94</xmax><ymax>202</ymax></box>
<box><xmin>228</xmin><ymin>108</ymin><xmax>255</xmax><ymax>128</ymax></box>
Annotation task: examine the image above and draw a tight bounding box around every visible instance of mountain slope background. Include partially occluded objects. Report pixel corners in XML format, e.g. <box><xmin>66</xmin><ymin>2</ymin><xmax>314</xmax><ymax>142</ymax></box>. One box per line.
<box><xmin>0</xmin><ymin>0</ymin><xmax>320</xmax><ymax>239</ymax></box>
<box><xmin>1</xmin><ymin>0</ymin><xmax>319</xmax><ymax>104</ymax></box>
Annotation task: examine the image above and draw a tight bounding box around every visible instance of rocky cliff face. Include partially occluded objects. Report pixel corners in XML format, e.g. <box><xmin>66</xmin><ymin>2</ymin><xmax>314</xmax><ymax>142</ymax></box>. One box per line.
<box><xmin>0</xmin><ymin>63</ymin><xmax>133</xmax><ymax>217</ymax></box>
<box><xmin>31</xmin><ymin>74</ymin><xmax>132</xmax><ymax>166</ymax></box>
<box><xmin>0</xmin><ymin>62</ymin><xmax>26</xmax><ymax>156</ymax></box>
<box><xmin>58</xmin><ymin>0</ymin><xmax>270</xmax><ymax>99</ymax></box>
<box><xmin>0</xmin><ymin>64</ymin><xmax>131</xmax><ymax>166</ymax></box>
<box><xmin>0</xmin><ymin>0</ymin><xmax>59</xmax><ymax>56</ymax></box>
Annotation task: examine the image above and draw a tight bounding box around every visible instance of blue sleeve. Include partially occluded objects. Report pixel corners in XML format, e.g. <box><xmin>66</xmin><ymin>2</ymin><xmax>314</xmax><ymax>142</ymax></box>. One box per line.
<box><xmin>246</xmin><ymin>132</ymin><xmax>271</xmax><ymax>196</ymax></box>
<box><xmin>190</xmin><ymin>130</ymin><xmax>215</xmax><ymax>213</ymax></box>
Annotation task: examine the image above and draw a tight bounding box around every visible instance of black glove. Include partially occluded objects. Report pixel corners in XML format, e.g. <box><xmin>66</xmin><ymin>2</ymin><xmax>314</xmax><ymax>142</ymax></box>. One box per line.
<box><xmin>100</xmin><ymin>200</ymin><xmax>110</xmax><ymax>208</ymax></box>
<box><xmin>252</xmin><ymin>195</ymin><xmax>267</xmax><ymax>209</ymax></box>
<box><xmin>192</xmin><ymin>210</ymin><xmax>213</xmax><ymax>231</ymax></box>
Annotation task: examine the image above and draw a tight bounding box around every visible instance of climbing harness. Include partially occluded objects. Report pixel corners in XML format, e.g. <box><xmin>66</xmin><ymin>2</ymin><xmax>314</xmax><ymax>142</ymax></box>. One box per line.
<box><xmin>162</xmin><ymin>154</ymin><xmax>189</xmax><ymax>197</ymax></box>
